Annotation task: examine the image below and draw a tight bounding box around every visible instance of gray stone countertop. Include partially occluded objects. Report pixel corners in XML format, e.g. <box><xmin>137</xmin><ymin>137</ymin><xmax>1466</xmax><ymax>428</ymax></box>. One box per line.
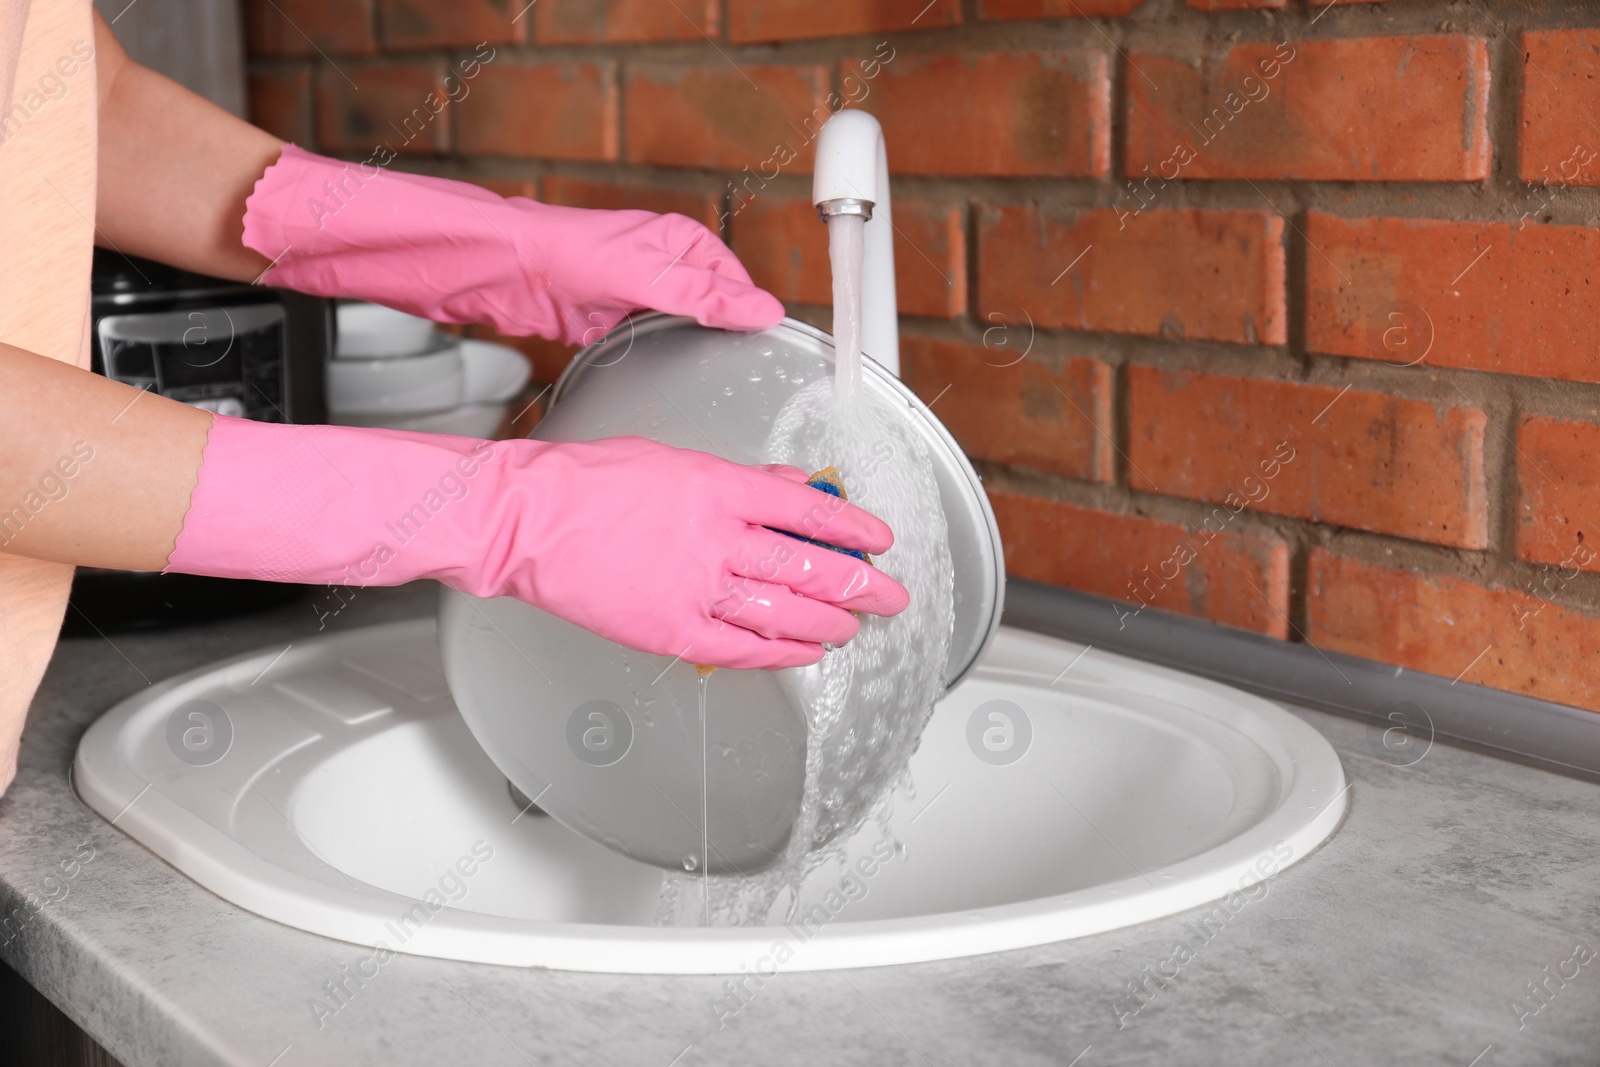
<box><xmin>2</xmin><ymin>582</ymin><xmax>1598</xmax><ymax>1067</ymax></box>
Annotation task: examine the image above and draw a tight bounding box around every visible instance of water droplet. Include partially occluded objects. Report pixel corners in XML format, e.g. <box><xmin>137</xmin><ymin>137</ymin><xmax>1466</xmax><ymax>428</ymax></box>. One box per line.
<box><xmin>723</xmin><ymin>385</ymin><xmax>735</xmax><ymax>396</ymax></box>
<box><xmin>683</xmin><ymin>854</ymin><xmax>699</xmax><ymax>872</ymax></box>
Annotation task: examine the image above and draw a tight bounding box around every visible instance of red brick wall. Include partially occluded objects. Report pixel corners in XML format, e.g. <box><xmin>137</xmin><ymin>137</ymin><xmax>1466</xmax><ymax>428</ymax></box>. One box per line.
<box><xmin>240</xmin><ymin>0</ymin><xmax>1600</xmax><ymax>713</ymax></box>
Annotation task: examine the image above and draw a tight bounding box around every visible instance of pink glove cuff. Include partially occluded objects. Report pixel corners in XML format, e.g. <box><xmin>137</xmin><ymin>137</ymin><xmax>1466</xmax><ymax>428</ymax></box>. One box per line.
<box><xmin>241</xmin><ymin>145</ymin><xmax>783</xmax><ymax>345</ymax></box>
<box><xmin>165</xmin><ymin>414</ymin><xmax>520</xmax><ymax>592</ymax></box>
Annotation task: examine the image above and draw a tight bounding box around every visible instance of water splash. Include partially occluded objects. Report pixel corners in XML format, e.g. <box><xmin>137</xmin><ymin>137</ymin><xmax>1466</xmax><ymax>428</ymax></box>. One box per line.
<box><xmin>654</xmin><ymin>208</ymin><xmax>955</xmax><ymax>926</ymax></box>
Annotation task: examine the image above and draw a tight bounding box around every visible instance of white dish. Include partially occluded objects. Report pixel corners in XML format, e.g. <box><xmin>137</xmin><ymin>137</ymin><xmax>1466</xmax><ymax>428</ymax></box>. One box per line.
<box><xmin>355</xmin><ymin>401</ymin><xmax>508</xmax><ymax>438</ymax></box>
<box><xmin>327</xmin><ymin>343</ymin><xmax>465</xmax><ymax>416</ymax></box>
<box><xmin>336</xmin><ymin>302</ymin><xmax>442</xmax><ymax>359</ymax></box>
<box><xmin>459</xmin><ymin>339</ymin><xmax>531</xmax><ymax>404</ymax></box>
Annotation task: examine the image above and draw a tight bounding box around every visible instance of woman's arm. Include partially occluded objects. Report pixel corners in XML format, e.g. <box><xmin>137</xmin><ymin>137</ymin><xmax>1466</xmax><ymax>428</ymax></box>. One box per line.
<box><xmin>0</xmin><ymin>341</ymin><xmax>209</xmax><ymax>797</ymax></box>
<box><xmin>0</xmin><ymin>342</ymin><xmax>209</xmax><ymax>570</ymax></box>
<box><xmin>91</xmin><ymin>11</ymin><xmax>279</xmax><ymax>282</ymax></box>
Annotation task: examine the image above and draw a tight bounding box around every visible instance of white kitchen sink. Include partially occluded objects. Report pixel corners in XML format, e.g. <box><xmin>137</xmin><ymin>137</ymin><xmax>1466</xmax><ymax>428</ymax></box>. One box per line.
<box><xmin>74</xmin><ymin>617</ymin><xmax>1345</xmax><ymax>974</ymax></box>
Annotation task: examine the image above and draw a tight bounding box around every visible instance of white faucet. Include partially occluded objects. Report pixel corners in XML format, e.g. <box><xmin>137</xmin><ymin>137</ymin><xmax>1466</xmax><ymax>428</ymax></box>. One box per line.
<box><xmin>812</xmin><ymin>109</ymin><xmax>899</xmax><ymax>377</ymax></box>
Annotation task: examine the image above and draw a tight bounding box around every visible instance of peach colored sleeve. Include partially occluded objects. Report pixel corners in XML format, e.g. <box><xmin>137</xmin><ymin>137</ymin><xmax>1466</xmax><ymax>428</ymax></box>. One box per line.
<box><xmin>0</xmin><ymin>0</ymin><xmax>98</xmax><ymax>795</ymax></box>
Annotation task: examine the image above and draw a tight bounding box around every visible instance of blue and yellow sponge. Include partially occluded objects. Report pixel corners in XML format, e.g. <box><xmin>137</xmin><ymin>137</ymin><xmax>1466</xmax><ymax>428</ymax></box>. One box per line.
<box><xmin>785</xmin><ymin>467</ymin><xmax>870</xmax><ymax>563</ymax></box>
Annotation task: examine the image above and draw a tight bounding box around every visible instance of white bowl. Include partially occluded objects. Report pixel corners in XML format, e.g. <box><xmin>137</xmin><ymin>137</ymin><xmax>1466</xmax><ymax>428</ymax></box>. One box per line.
<box><xmin>343</xmin><ymin>401</ymin><xmax>509</xmax><ymax>438</ymax></box>
<box><xmin>459</xmin><ymin>339</ymin><xmax>531</xmax><ymax>404</ymax></box>
<box><xmin>336</xmin><ymin>302</ymin><xmax>443</xmax><ymax>359</ymax></box>
<box><xmin>327</xmin><ymin>343</ymin><xmax>465</xmax><ymax>415</ymax></box>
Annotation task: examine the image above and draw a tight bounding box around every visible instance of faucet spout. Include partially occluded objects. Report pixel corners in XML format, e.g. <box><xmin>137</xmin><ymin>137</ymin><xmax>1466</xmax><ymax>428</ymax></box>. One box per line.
<box><xmin>812</xmin><ymin>109</ymin><xmax>899</xmax><ymax>376</ymax></box>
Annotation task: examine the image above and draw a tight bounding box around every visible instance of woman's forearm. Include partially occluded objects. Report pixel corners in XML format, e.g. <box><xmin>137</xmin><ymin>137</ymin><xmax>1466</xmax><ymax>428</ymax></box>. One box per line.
<box><xmin>0</xmin><ymin>342</ymin><xmax>210</xmax><ymax>571</ymax></box>
<box><xmin>92</xmin><ymin>11</ymin><xmax>281</xmax><ymax>283</ymax></box>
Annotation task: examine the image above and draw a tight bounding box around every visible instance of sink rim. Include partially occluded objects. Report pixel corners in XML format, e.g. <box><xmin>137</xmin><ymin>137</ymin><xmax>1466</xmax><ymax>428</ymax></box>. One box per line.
<box><xmin>74</xmin><ymin>618</ymin><xmax>1347</xmax><ymax>974</ymax></box>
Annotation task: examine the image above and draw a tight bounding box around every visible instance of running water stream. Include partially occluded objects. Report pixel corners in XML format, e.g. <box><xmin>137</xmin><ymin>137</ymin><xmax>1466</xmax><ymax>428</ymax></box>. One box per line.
<box><xmin>827</xmin><ymin>212</ymin><xmax>866</xmax><ymax>413</ymax></box>
<box><xmin>656</xmin><ymin>212</ymin><xmax>956</xmax><ymax>927</ymax></box>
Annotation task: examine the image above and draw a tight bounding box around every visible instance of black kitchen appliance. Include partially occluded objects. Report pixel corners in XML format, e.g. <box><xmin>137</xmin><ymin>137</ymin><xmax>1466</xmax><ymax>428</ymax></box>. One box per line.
<box><xmin>62</xmin><ymin>249</ymin><xmax>333</xmax><ymax>635</ymax></box>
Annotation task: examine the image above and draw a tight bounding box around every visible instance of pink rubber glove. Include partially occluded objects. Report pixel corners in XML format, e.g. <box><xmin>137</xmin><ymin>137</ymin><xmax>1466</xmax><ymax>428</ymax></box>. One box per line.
<box><xmin>165</xmin><ymin>417</ymin><xmax>910</xmax><ymax>670</ymax></box>
<box><xmin>240</xmin><ymin>145</ymin><xmax>783</xmax><ymax>346</ymax></box>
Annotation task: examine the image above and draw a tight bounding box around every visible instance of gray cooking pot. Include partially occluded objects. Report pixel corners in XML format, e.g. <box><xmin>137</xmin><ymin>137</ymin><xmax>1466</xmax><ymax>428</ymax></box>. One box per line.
<box><xmin>438</xmin><ymin>314</ymin><xmax>1003</xmax><ymax>874</ymax></box>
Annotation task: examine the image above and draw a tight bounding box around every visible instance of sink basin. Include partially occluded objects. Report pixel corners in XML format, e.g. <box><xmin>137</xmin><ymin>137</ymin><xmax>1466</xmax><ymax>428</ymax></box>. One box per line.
<box><xmin>73</xmin><ymin>617</ymin><xmax>1345</xmax><ymax>974</ymax></box>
